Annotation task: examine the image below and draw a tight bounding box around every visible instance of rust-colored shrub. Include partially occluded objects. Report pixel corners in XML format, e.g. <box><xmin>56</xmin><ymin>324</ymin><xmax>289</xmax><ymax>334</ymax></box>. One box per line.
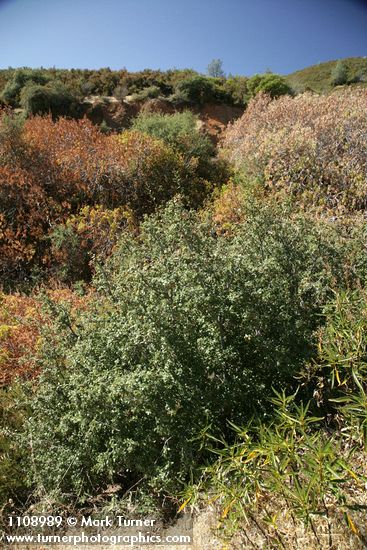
<box><xmin>223</xmin><ymin>89</ymin><xmax>367</xmax><ymax>213</ymax></box>
<box><xmin>0</xmin><ymin>293</ymin><xmax>41</xmax><ymax>384</ymax></box>
<box><xmin>23</xmin><ymin>117</ymin><xmax>208</xmax><ymax>214</ymax></box>
<box><xmin>0</xmin><ymin>165</ymin><xmax>54</xmax><ymax>281</ymax></box>
<box><xmin>0</xmin><ymin>289</ymin><xmax>90</xmax><ymax>385</ymax></box>
<box><xmin>0</xmin><ymin>114</ymin><xmax>212</xmax><ymax>285</ymax></box>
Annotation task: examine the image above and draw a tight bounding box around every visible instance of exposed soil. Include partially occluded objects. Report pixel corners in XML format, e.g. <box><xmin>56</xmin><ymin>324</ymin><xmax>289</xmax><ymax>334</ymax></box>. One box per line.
<box><xmin>83</xmin><ymin>96</ymin><xmax>244</xmax><ymax>143</ymax></box>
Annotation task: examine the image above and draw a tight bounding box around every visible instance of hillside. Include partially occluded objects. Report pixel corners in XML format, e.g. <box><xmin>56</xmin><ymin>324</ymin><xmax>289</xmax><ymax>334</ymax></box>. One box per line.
<box><xmin>0</xmin><ymin>68</ymin><xmax>367</xmax><ymax>549</ymax></box>
<box><xmin>1</xmin><ymin>58</ymin><xmax>366</xmax><ymax>139</ymax></box>
<box><xmin>286</xmin><ymin>56</ymin><xmax>367</xmax><ymax>92</ymax></box>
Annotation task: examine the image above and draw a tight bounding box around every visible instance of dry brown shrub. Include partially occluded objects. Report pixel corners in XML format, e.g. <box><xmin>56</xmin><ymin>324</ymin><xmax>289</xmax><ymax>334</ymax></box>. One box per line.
<box><xmin>223</xmin><ymin>89</ymin><xmax>367</xmax><ymax>213</ymax></box>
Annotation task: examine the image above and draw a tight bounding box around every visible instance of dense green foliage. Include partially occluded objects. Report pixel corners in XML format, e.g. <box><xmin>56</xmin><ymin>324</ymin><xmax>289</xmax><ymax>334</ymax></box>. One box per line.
<box><xmin>191</xmin><ymin>289</ymin><xmax>367</xmax><ymax>548</ymax></box>
<box><xmin>23</xmin><ymin>201</ymin><xmax>367</xmax><ymax>501</ymax></box>
<box><xmin>19</xmin><ymin>81</ymin><xmax>80</xmax><ymax>117</ymax></box>
<box><xmin>1</xmin><ymin>69</ymin><xmax>51</xmax><ymax>106</ymax></box>
<box><xmin>172</xmin><ymin>75</ymin><xmax>227</xmax><ymax>104</ymax></box>
<box><xmin>246</xmin><ymin>73</ymin><xmax>292</xmax><ymax>99</ymax></box>
<box><xmin>131</xmin><ymin>111</ymin><xmax>217</xmax><ymax>181</ymax></box>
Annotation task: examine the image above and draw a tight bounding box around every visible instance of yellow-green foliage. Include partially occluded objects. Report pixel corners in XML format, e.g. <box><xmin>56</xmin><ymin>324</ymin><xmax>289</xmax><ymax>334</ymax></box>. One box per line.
<box><xmin>188</xmin><ymin>290</ymin><xmax>367</xmax><ymax>548</ymax></box>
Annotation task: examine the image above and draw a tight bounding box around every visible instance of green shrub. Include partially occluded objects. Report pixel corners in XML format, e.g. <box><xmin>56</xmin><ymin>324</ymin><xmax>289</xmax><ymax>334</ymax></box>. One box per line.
<box><xmin>331</xmin><ymin>60</ymin><xmax>348</xmax><ymax>86</ymax></box>
<box><xmin>222</xmin><ymin>76</ymin><xmax>249</xmax><ymax>105</ymax></box>
<box><xmin>1</xmin><ymin>69</ymin><xmax>51</xmax><ymax>107</ymax></box>
<box><xmin>172</xmin><ymin>76</ymin><xmax>226</xmax><ymax>105</ymax></box>
<box><xmin>130</xmin><ymin>111</ymin><xmax>229</xmax><ymax>188</ymax></box>
<box><xmin>130</xmin><ymin>85</ymin><xmax>162</xmax><ymax>102</ymax></box>
<box><xmin>131</xmin><ymin>111</ymin><xmax>214</xmax><ymax>164</ymax></box>
<box><xmin>0</xmin><ymin>385</ymin><xmax>29</xmax><ymax>507</ymax></box>
<box><xmin>246</xmin><ymin>73</ymin><xmax>292</xmax><ymax>99</ymax></box>
<box><xmin>20</xmin><ymin>81</ymin><xmax>79</xmax><ymax>117</ymax></box>
<box><xmin>24</xmin><ymin>201</ymin><xmax>367</xmax><ymax>503</ymax></box>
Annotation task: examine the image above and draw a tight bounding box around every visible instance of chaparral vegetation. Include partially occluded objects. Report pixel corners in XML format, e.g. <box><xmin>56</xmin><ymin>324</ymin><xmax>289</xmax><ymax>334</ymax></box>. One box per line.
<box><xmin>0</xmin><ymin>58</ymin><xmax>367</xmax><ymax>548</ymax></box>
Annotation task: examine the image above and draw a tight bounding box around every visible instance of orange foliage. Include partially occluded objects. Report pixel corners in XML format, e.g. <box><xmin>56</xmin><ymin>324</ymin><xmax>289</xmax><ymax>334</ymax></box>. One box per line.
<box><xmin>0</xmin><ymin>113</ymin><xmax>204</xmax><ymax>284</ymax></box>
<box><xmin>0</xmin><ymin>289</ymin><xmax>90</xmax><ymax>385</ymax></box>
<box><xmin>0</xmin><ymin>165</ymin><xmax>52</xmax><ymax>280</ymax></box>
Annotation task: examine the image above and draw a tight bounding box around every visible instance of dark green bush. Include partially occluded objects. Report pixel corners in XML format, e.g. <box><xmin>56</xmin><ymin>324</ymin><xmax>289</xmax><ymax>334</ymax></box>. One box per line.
<box><xmin>1</xmin><ymin>69</ymin><xmax>51</xmax><ymax>107</ymax></box>
<box><xmin>130</xmin><ymin>85</ymin><xmax>162</xmax><ymax>101</ymax></box>
<box><xmin>222</xmin><ymin>76</ymin><xmax>249</xmax><ymax>105</ymax></box>
<box><xmin>20</xmin><ymin>81</ymin><xmax>79</xmax><ymax>117</ymax></box>
<box><xmin>130</xmin><ymin>111</ymin><xmax>229</xmax><ymax>188</ymax></box>
<box><xmin>24</xmin><ymin>201</ymin><xmax>367</xmax><ymax>502</ymax></box>
<box><xmin>173</xmin><ymin>76</ymin><xmax>227</xmax><ymax>104</ymax></box>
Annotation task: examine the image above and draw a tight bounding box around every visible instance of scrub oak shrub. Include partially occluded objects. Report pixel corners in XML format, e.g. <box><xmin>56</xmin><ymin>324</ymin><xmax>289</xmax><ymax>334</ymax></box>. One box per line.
<box><xmin>131</xmin><ymin>111</ymin><xmax>214</xmax><ymax>162</ymax></box>
<box><xmin>130</xmin><ymin>85</ymin><xmax>161</xmax><ymax>101</ymax></box>
<box><xmin>114</xmin><ymin>130</ymin><xmax>210</xmax><ymax>216</ymax></box>
<box><xmin>25</xmin><ymin>200</ymin><xmax>367</xmax><ymax>502</ymax></box>
<box><xmin>1</xmin><ymin>69</ymin><xmax>51</xmax><ymax>107</ymax></box>
<box><xmin>20</xmin><ymin>81</ymin><xmax>80</xmax><ymax>118</ymax></box>
<box><xmin>224</xmin><ymin>89</ymin><xmax>367</xmax><ymax>213</ymax></box>
<box><xmin>222</xmin><ymin>76</ymin><xmax>249</xmax><ymax>106</ymax></box>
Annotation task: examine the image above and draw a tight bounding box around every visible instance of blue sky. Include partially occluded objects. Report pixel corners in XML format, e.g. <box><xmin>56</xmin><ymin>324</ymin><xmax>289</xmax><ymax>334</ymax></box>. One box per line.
<box><xmin>0</xmin><ymin>0</ymin><xmax>366</xmax><ymax>75</ymax></box>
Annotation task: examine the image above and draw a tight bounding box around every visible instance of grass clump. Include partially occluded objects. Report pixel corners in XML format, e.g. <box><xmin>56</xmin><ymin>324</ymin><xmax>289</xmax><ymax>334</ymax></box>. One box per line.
<box><xmin>187</xmin><ymin>289</ymin><xmax>367</xmax><ymax>549</ymax></box>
